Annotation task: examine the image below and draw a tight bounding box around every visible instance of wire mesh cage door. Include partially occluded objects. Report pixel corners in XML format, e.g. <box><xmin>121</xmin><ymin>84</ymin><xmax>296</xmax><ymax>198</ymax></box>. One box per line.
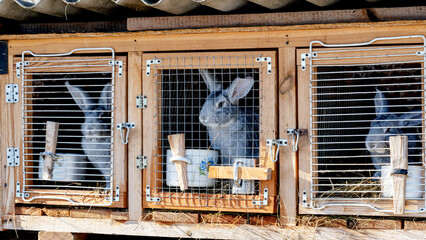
<box><xmin>142</xmin><ymin>51</ymin><xmax>277</xmax><ymax>212</ymax></box>
<box><xmin>15</xmin><ymin>48</ymin><xmax>127</xmax><ymax>207</ymax></box>
<box><xmin>298</xmin><ymin>35</ymin><xmax>426</xmax><ymax>216</ymax></box>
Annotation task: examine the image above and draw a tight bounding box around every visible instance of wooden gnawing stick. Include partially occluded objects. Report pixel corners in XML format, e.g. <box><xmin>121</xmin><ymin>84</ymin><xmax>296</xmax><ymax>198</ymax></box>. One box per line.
<box><xmin>168</xmin><ymin>133</ymin><xmax>190</xmax><ymax>191</ymax></box>
<box><xmin>42</xmin><ymin>121</ymin><xmax>59</xmax><ymax>179</ymax></box>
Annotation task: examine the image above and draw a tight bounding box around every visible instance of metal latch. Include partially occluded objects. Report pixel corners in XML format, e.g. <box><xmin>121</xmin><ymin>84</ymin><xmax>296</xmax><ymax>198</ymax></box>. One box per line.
<box><xmin>117</xmin><ymin>122</ymin><xmax>135</xmax><ymax>144</ymax></box>
<box><xmin>287</xmin><ymin>128</ymin><xmax>307</xmax><ymax>152</ymax></box>
<box><xmin>136</xmin><ymin>95</ymin><xmax>147</xmax><ymax>109</ymax></box>
<box><xmin>301</xmin><ymin>52</ymin><xmax>317</xmax><ymax>71</ymax></box>
<box><xmin>146</xmin><ymin>185</ymin><xmax>161</xmax><ymax>202</ymax></box>
<box><xmin>252</xmin><ymin>188</ymin><xmax>269</xmax><ymax>206</ymax></box>
<box><xmin>7</xmin><ymin>147</ymin><xmax>20</xmax><ymax>167</ymax></box>
<box><xmin>109</xmin><ymin>60</ymin><xmax>123</xmax><ymax>77</ymax></box>
<box><xmin>136</xmin><ymin>155</ymin><xmax>147</xmax><ymax>169</ymax></box>
<box><xmin>266</xmin><ymin>139</ymin><xmax>288</xmax><ymax>162</ymax></box>
<box><xmin>255</xmin><ymin>57</ymin><xmax>272</xmax><ymax>74</ymax></box>
<box><xmin>6</xmin><ymin>84</ymin><xmax>19</xmax><ymax>103</ymax></box>
<box><xmin>146</xmin><ymin>59</ymin><xmax>161</xmax><ymax>76</ymax></box>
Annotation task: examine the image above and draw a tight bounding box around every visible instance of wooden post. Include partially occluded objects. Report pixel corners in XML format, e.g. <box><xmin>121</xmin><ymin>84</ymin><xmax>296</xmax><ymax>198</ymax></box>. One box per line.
<box><xmin>389</xmin><ymin>135</ymin><xmax>408</xmax><ymax>215</ymax></box>
<box><xmin>43</xmin><ymin>121</ymin><xmax>59</xmax><ymax>180</ymax></box>
<box><xmin>167</xmin><ymin>134</ymin><xmax>188</xmax><ymax>191</ymax></box>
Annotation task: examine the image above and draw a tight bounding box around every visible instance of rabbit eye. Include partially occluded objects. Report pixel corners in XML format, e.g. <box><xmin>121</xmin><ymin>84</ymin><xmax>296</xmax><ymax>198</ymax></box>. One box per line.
<box><xmin>383</xmin><ymin>127</ymin><xmax>390</xmax><ymax>133</ymax></box>
<box><xmin>217</xmin><ymin>101</ymin><xmax>225</xmax><ymax>108</ymax></box>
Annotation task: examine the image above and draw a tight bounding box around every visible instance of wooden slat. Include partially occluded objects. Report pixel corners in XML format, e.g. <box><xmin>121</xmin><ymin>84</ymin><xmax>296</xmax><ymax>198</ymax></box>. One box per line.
<box><xmin>128</xmin><ymin>9</ymin><xmax>370</xmax><ymax>31</ymax></box>
<box><xmin>278</xmin><ymin>47</ymin><xmax>298</xmax><ymax>226</ymax></box>
<box><xmin>373</xmin><ymin>6</ymin><xmax>426</xmax><ymax>21</ymax></box>
<box><xmin>4</xmin><ymin>215</ymin><xmax>426</xmax><ymax>239</ymax></box>
<box><xmin>208</xmin><ymin>166</ymin><xmax>271</xmax><ymax>180</ymax></box>
<box><xmin>151</xmin><ymin>212</ymin><xmax>199</xmax><ymax>223</ymax></box>
<box><xmin>127</xmin><ymin>52</ymin><xmax>143</xmax><ymax>221</ymax></box>
<box><xmin>389</xmin><ymin>135</ymin><xmax>408</xmax><ymax>215</ymax></box>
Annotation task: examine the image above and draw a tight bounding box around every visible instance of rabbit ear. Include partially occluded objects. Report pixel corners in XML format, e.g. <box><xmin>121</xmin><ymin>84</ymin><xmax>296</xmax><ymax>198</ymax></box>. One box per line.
<box><xmin>399</xmin><ymin>112</ymin><xmax>423</xmax><ymax>126</ymax></box>
<box><xmin>226</xmin><ymin>77</ymin><xmax>254</xmax><ymax>105</ymax></box>
<box><xmin>374</xmin><ymin>88</ymin><xmax>389</xmax><ymax>116</ymax></box>
<box><xmin>65</xmin><ymin>81</ymin><xmax>92</xmax><ymax>111</ymax></box>
<box><xmin>199</xmin><ymin>69</ymin><xmax>222</xmax><ymax>92</ymax></box>
<box><xmin>99</xmin><ymin>83</ymin><xmax>112</xmax><ymax>110</ymax></box>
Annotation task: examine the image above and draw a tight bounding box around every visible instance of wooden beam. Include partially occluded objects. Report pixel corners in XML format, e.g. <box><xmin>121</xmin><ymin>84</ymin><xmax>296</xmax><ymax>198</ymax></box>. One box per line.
<box><xmin>127</xmin><ymin>52</ymin><xmax>143</xmax><ymax>221</ymax></box>
<box><xmin>279</xmin><ymin>47</ymin><xmax>298</xmax><ymax>226</ymax></box>
<box><xmin>208</xmin><ymin>166</ymin><xmax>271</xmax><ymax>180</ymax></box>
<box><xmin>38</xmin><ymin>232</ymin><xmax>88</xmax><ymax>240</ymax></box>
<box><xmin>4</xmin><ymin>215</ymin><xmax>426</xmax><ymax>240</ymax></box>
<box><xmin>127</xmin><ymin>9</ymin><xmax>371</xmax><ymax>31</ymax></box>
<box><xmin>389</xmin><ymin>135</ymin><xmax>408</xmax><ymax>215</ymax></box>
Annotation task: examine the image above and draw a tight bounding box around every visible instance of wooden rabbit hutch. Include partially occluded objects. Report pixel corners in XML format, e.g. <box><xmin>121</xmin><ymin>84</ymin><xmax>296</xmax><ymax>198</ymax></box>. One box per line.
<box><xmin>0</xmin><ymin>16</ymin><xmax>426</xmax><ymax>239</ymax></box>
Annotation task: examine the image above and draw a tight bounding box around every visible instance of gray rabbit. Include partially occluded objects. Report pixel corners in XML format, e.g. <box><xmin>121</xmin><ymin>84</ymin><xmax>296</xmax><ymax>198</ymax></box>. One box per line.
<box><xmin>199</xmin><ymin>69</ymin><xmax>259</xmax><ymax>165</ymax></box>
<box><xmin>65</xmin><ymin>81</ymin><xmax>112</xmax><ymax>190</ymax></box>
<box><xmin>365</xmin><ymin>88</ymin><xmax>422</xmax><ymax>178</ymax></box>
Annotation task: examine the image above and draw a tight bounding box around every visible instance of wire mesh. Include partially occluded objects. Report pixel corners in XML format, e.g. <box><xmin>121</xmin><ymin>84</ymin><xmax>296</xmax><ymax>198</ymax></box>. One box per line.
<box><xmin>20</xmin><ymin>48</ymin><xmax>116</xmax><ymax>206</ymax></box>
<box><xmin>149</xmin><ymin>55</ymin><xmax>263</xmax><ymax>208</ymax></box>
<box><xmin>309</xmin><ymin>36</ymin><xmax>426</xmax><ymax>211</ymax></box>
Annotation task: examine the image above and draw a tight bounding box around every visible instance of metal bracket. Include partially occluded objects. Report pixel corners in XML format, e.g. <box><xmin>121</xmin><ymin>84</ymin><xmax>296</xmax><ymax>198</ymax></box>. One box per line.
<box><xmin>302</xmin><ymin>190</ymin><xmax>309</xmax><ymax>208</ymax></box>
<box><xmin>117</xmin><ymin>122</ymin><xmax>135</xmax><ymax>144</ymax></box>
<box><xmin>114</xmin><ymin>185</ymin><xmax>120</xmax><ymax>201</ymax></box>
<box><xmin>287</xmin><ymin>128</ymin><xmax>307</xmax><ymax>152</ymax></box>
<box><xmin>146</xmin><ymin>59</ymin><xmax>161</xmax><ymax>76</ymax></box>
<box><xmin>16</xmin><ymin>182</ymin><xmax>23</xmax><ymax>198</ymax></box>
<box><xmin>266</xmin><ymin>139</ymin><xmax>288</xmax><ymax>162</ymax></box>
<box><xmin>252</xmin><ymin>188</ymin><xmax>269</xmax><ymax>206</ymax></box>
<box><xmin>301</xmin><ymin>52</ymin><xmax>316</xmax><ymax>71</ymax></box>
<box><xmin>136</xmin><ymin>95</ymin><xmax>147</xmax><ymax>109</ymax></box>
<box><xmin>7</xmin><ymin>147</ymin><xmax>20</xmax><ymax>167</ymax></box>
<box><xmin>146</xmin><ymin>185</ymin><xmax>161</xmax><ymax>202</ymax></box>
<box><xmin>6</xmin><ymin>84</ymin><xmax>19</xmax><ymax>103</ymax></box>
<box><xmin>255</xmin><ymin>57</ymin><xmax>272</xmax><ymax>74</ymax></box>
<box><xmin>109</xmin><ymin>60</ymin><xmax>123</xmax><ymax>77</ymax></box>
<box><xmin>0</xmin><ymin>41</ymin><xmax>7</xmax><ymax>75</ymax></box>
<box><xmin>136</xmin><ymin>155</ymin><xmax>147</xmax><ymax>169</ymax></box>
<box><xmin>16</xmin><ymin>61</ymin><xmax>29</xmax><ymax>78</ymax></box>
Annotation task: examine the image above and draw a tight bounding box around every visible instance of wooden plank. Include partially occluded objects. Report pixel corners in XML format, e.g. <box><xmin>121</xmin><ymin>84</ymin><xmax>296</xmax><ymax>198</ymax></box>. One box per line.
<box><xmin>15</xmin><ymin>206</ymin><xmax>43</xmax><ymax>216</ymax></box>
<box><xmin>151</xmin><ymin>212</ymin><xmax>199</xmax><ymax>224</ymax></box>
<box><xmin>42</xmin><ymin>121</ymin><xmax>59</xmax><ymax>180</ymax></box>
<box><xmin>127</xmin><ymin>9</ymin><xmax>371</xmax><ymax>31</ymax></box>
<box><xmin>70</xmin><ymin>209</ymin><xmax>111</xmax><ymax>219</ymax></box>
<box><xmin>3</xmin><ymin>21</ymin><xmax>425</xmax><ymax>55</ymax></box>
<box><xmin>249</xmin><ymin>216</ymin><xmax>278</xmax><ymax>226</ymax></box>
<box><xmin>110</xmin><ymin>211</ymin><xmax>129</xmax><ymax>221</ymax></box>
<box><xmin>38</xmin><ymin>232</ymin><xmax>88</xmax><ymax>240</ymax></box>
<box><xmin>42</xmin><ymin>208</ymin><xmax>70</xmax><ymax>217</ymax></box>
<box><xmin>4</xmin><ymin>215</ymin><xmax>426</xmax><ymax>240</ymax></box>
<box><xmin>200</xmin><ymin>213</ymin><xmax>247</xmax><ymax>224</ymax></box>
<box><xmin>299</xmin><ymin>216</ymin><xmax>347</xmax><ymax>228</ymax></box>
<box><xmin>389</xmin><ymin>135</ymin><xmax>408</xmax><ymax>215</ymax></box>
<box><xmin>127</xmin><ymin>52</ymin><xmax>143</xmax><ymax>221</ymax></box>
<box><xmin>353</xmin><ymin>219</ymin><xmax>402</xmax><ymax>229</ymax></box>
<box><xmin>208</xmin><ymin>166</ymin><xmax>271</xmax><ymax>180</ymax></box>
<box><xmin>404</xmin><ymin>221</ymin><xmax>426</xmax><ymax>230</ymax></box>
<box><xmin>278</xmin><ymin>47</ymin><xmax>298</xmax><ymax>226</ymax></box>
<box><xmin>19</xmin><ymin>20</ymin><xmax>127</xmax><ymax>34</ymax></box>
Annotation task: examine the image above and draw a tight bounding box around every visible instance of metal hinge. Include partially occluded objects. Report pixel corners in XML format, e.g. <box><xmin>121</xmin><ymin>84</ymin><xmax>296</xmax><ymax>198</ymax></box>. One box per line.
<box><xmin>252</xmin><ymin>188</ymin><xmax>269</xmax><ymax>206</ymax></box>
<box><xmin>5</xmin><ymin>84</ymin><xmax>19</xmax><ymax>103</ymax></box>
<box><xmin>136</xmin><ymin>155</ymin><xmax>147</xmax><ymax>169</ymax></box>
<box><xmin>136</xmin><ymin>95</ymin><xmax>147</xmax><ymax>109</ymax></box>
<box><xmin>114</xmin><ymin>185</ymin><xmax>120</xmax><ymax>201</ymax></box>
<box><xmin>109</xmin><ymin>60</ymin><xmax>123</xmax><ymax>77</ymax></box>
<box><xmin>146</xmin><ymin>59</ymin><xmax>161</xmax><ymax>76</ymax></box>
<box><xmin>266</xmin><ymin>139</ymin><xmax>288</xmax><ymax>162</ymax></box>
<box><xmin>146</xmin><ymin>185</ymin><xmax>161</xmax><ymax>202</ymax></box>
<box><xmin>301</xmin><ymin>52</ymin><xmax>317</xmax><ymax>71</ymax></box>
<box><xmin>7</xmin><ymin>147</ymin><xmax>20</xmax><ymax>167</ymax></box>
<box><xmin>255</xmin><ymin>57</ymin><xmax>272</xmax><ymax>74</ymax></box>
